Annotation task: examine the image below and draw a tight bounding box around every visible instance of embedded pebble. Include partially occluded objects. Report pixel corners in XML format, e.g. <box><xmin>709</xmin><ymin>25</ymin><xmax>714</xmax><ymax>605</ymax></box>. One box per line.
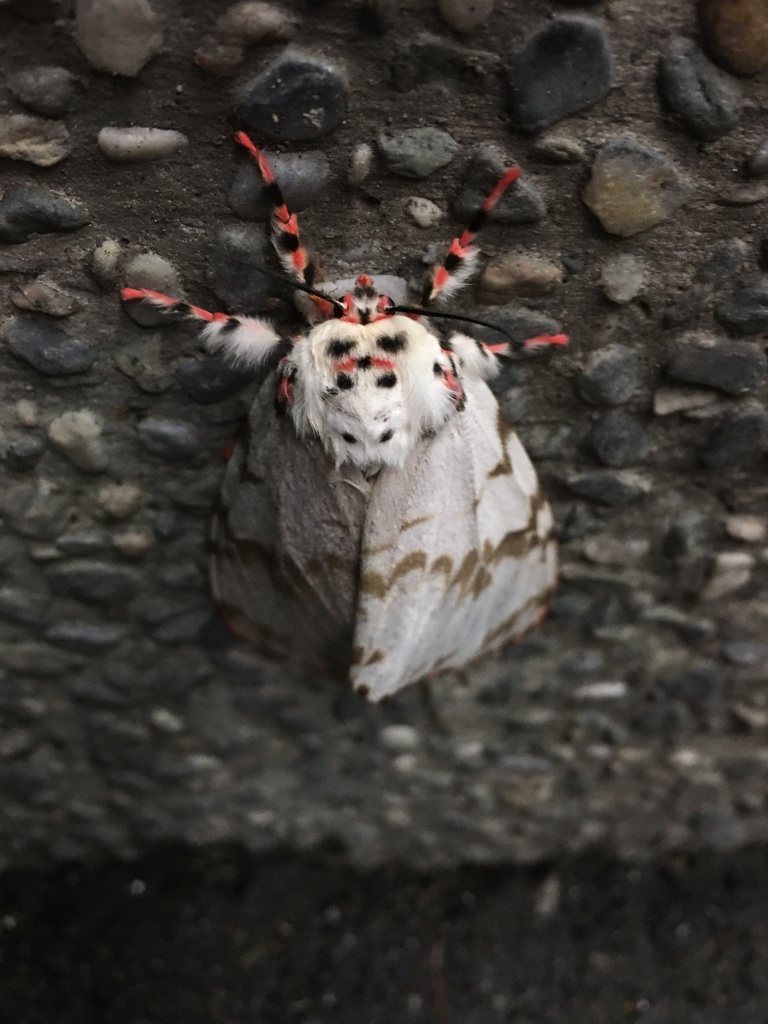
<box><xmin>717</xmin><ymin>183</ymin><xmax>768</xmax><ymax>205</ymax></box>
<box><xmin>493</xmin><ymin>306</ymin><xmax>563</xmax><ymax>345</ymax></box>
<box><xmin>91</xmin><ymin>239</ymin><xmax>123</xmax><ymax>290</ymax></box>
<box><xmin>235</xmin><ymin>56</ymin><xmax>347</xmax><ymax>142</ymax></box>
<box><xmin>723</xmin><ymin>639</ymin><xmax>768</xmax><ymax>665</ymax></box>
<box><xmin>6</xmin><ymin>437</ymin><xmax>45</xmax><ymax>472</ymax></box>
<box><xmin>658</xmin><ymin>36</ymin><xmax>742</xmax><ymax>141</ymax></box>
<box><xmin>725</xmin><ymin>514</ymin><xmax>766</xmax><ymax>542</ymax></box>
<box><xmin>74</xmin><ymin>0</ymin><xmax>163</xmax><ymax>77</ymax></box>
<box><xmin>48</xmin><ymin>559</ymin><xmax>139</xmax><ymax>604</ymax></box>
<box><xmin>7</xmin><ymin>66</ymin><xmax>77</xmax><ymax>118</ymax></box>
<box><xmin>404</xmin><ymin>197</ymin><xmax>443</xmax><ymax>229</ymax></box>
<box><xmin>454</xmin><ymin>146</ymin><xmax>546</xmax><ymax>223</ymax></box>
<box><xmin>0</xmin><ymin>587</ymin><xmax>50</xmax><ymax>628</ymax></box>
<box><xmin>438</xmin><ymin>0</ymin><xmax>494</xmax><ymax>33</ymax></box>
<box><xmin>664</xmin><ymin>238</ymin><xmax>749</xmax><ymax>327</ymax></box>
<box><xmin>578</xmin><ymin>344</ymin><xmax>641</xmax><ymax>405</ymax></box>
<box><xmin>663</xmin><ymin>512</ymin><xmax>708</xmax><ymax>558</ymax></box>
<box><xmin>348</xmin><ymin>142</ymin><xmax>373</xmax><ymax>186</ymax></box>
<box><xmin>16</xmin><ymin>400</ymin><xmax>39</xmax><ymax>428</ymax></box>
<box><xmin>194</xmin><ymin>39</ymin><xmax>245</xmax><ymax>78</ymax></box>
<box><xmin>380</xmin><ymin>724</ymin><xmax>420</xmax><ymax>752</ymax></box>
<box><xmin>590</xmin><ymin>410</ymin><xmax>651</xmax><ymax>467</ymax></box>
<box><xmin>208</xmin><ymin>225</ymin><xmax>269</xmax><ymax>312</ymax></box>
<box><xmin>176</xmin><ymin>358</ymin><xmax>255</xmax><ymax>404</ymax></box>
<box><xmin>573</xmin><ymin>681</ymin><xmax>628</xmax><ymax>701</ymax></box>
<box><xmin>0</xmin><ymin>185</ymin><xmax>89</xmax><ymax>244</ymax></box>
<box><xmin>699</xmin><ymin>0</ymin><xmax>768</xmax><ymax>74</ymax></box>
<box><xmin>390</xmin><ymin>34</ymin><xmax>500</xmax><ymax>94</ymax></box>
<box><xmin>656</xmin><ymin>662</ymin><xmax>721</xmax><ymax>713</ymax></box>
<box><xmin>699</xmin><ymin>551</ymin><xmax>753</xmax><ymax>601</ymax></box>
<box><xmin>564</xmin><ymin>469</ymin><xmax>652</xmax><ymax>506</ymax></box>
<box><xmin>477</xmin><ymin>254</ymin><xmax>562</xmax><ymax>304</ymax></box>
<box><xmin>746</xmin><ymin>138</ymin><xmax>768</xmax><ymax>177</ymax></box>
<box><xmin>229</xmin><ymin>151</ymin><xmax>331</xmax><ymax>220</ymax></box>
<box><xmin>113</xmin><ymin>529</ymin><xmax>153</xmax><ymax>557</ymax></box>
<box><xmin>716</xmin><ymin>276</ymin><xmax>768</xmax><ymax>334</ymax></box>
<box><xmin>5</xmin><ymin>317</ymin><xmax>94</xmax><ymax>376</ymax></box>
<box><xmin>376</xmin><ymin>128</ymin><xmax>459</xmax><ymax>179</ymax></box>
<box><xmin>98</xmin><ymin>127</ymin><xmax>189</xmax><ymax>163</ymax></box>
<box><xmin>217</xmin><ymin>1</ymin><xmax>299</xmax><ymax>41</ymax></box>
<box><xmin>47</xmin><ymin>410</ymin><xmax>108</xmax><ymax>474</ymax></box>
<box><xmin>114</xmin><ymin>335</ymin><xmax>172</xmax><ymax>393</ymax></box>
<box><xmin>45</xmin><ymin>621</ymin><xmax>126</xmax><ymax>652</ymax></box>
<box><xmin>530</xmin><ymin>133</ymin><xmax>586</xmax><ymax>164</ymax></box>
<box><xmin>0</xmin><ymin>114</ymin><xmax>70</xmax><ymax>166</ymax></box>
<box><xmin>667</xmin><ymin>333</ymin><xmax>764</xmax><ymax>394</ymax></box>
<box><xmin>1</xmin><ymin>479</ymin><xmax>73</xmax><ymax>540</ymax></box>
<box><xmin>136</xmin><ymin>418</ymin><xmax>201</xmax><ymax>462</ymax></box>
<box><xmin>600</xmin><ymin>254</ymin><xmax>645</xmax><ymax>303</ymax></box>
<box><xmin>12</xmin><ymin>278</ymin><xmax>79</xmax><ymax>317</ymax></box>
<box><xmin>653</xmin><ymin>386</ymin><xmax>718</xmax><ymax>416</ymax></box>
<box><xmin>124</xmin><ymin>253</ymin><xmax>182</xmax><ymax>296</ymax></box>
<box><xmin>583</xmin><ymin>137</ymin><xmax>691</xmax><ymax>237</ymax></box>
<box><xmin>0</xmin><ymin>643</ymin><xmax>83</xmax><ymax>676</ymax></box>
<box><xmin>96</xmin><ymin>482</ymin><xmax>143</xmax><ymax>519</ymax></box>
<box><xmin>508</xmin><ymin>17</ymin><xmax>613</xmax><ymax>133</ymax></box>
<box><xmin>701</xmin><ymin>403</ymin><xmax>768</xmax><ymax>468</ymax></box>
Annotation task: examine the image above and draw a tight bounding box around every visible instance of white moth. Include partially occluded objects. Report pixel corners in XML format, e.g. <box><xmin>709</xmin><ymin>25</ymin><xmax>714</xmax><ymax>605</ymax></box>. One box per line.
<box><xmin>123</xmin><ymin>132</ymin><xmax>568</xmax><ymax>701</ymax></box>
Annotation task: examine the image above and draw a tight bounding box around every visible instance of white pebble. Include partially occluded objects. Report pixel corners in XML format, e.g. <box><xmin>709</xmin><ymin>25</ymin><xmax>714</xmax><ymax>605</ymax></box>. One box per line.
<box><xmin>16</xmin><ymin>400</ymin><xmax>39</xmax><ymax>428</ymax></box>
<box><xmin>574</xmin><ymin>681</ymin><xmax>629</xmax><ymax>700</ymax></box>
<box><xmin>74</xmin><ymin>0</ymin><xmax>163</xmax><ymax>77</ymax></box>
<box><xmin>217</xmin><ymin>1</ymin><xmax>299</xmax><ymax>42</ymax></box>
<box><xmin>404</xmin><ymin>196</ymin><xmax>443</xmax><ymax>228</ymax></box>
<box><xmin>0</xmin><ymin>114</ymin><xmax>71</xmax><ymax>167</ymax></box>
<box><xmin>438</xmin><ymin>0</ymin><xmax>494</xmax><ymax>33</ymax></box>
<box><xmin>725</xmin><ymin>515</ymin><xmax>766</xmax><ymax>543</ymax></box>
<box><xmin>92</xmin><ymin>239</ymin><xmax>123</xmax><ymax>290</ymax></box>
<box><xmin>114</xmin><ymin>529</ymin><xmax>153</xmax><ymax>556</ymax></box>
<box><xmin>348</xmin><ymin>142</ymin><xmax>373</xmax><ymax>186</ymax></box>
<box><xmin>48</xmin><ymin>410</ymin><xmax>108</xmax><ymax>474</ymax></box>
<box><xmin>97</xmin><ymin>482</ymin><xmax>144</xmax><ymax>519</ymax></box>
<box><xmin>600</xmin><ymin>254</ymin><xmax>645</xmax><ymax>303</ymax></box>
<box><xmin>124</xmin><ymin>252</ymin><xmax>181</xmax><ymax>295</ymax></box>
<box><xmin>98</xmin><ymin>126</ymin><xmax>189</xmax><ymax>162</ymax></box>
<box><xmin>700</xmin><ymin>551</ymin><xmax>754</xmax><ymax>601</ymax></box>
<box><xmin>380</xmin><ymin>724</ymin><xmax>420</xmax><ymax>751</ymax></box>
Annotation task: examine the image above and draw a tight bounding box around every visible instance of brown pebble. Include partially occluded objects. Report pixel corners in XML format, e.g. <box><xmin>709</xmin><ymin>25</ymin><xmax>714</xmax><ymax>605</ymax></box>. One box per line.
<box><xmin>699</xmin><ymin>0</ymin><xmax>768</xmax><ymax>74</ymax></box>
<box><xmin>477</xmin><ymin>253</ymin><xmax>562</xmax><ymax>304</ymax></box>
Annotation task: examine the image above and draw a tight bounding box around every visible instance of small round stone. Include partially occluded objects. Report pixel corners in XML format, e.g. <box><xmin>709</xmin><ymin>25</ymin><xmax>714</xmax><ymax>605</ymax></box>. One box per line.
<box><xmin>530</xmin><ymin>132</ymin><xmax>587</xmax><ymax>164</ymax></box>
<box><xmin>6</xmin><ymin>436</ymin><xmax>45</xmax><ymax>472</ymax></box>
<box><xmin>508</xmin><ymin>17</ymin><xmax>613</xmax><ymax>133</ymax></box>
<box><xmin>0</xmin><ymin>586</ymin><xmax>51</xmax><ymax>628</ymax></box>
<box><xmin>376</xmin><ymin>127</ymin><xmax>459</xmax><ymax>178</ymax></box>
<box><xmin>175</xmin><ymin>358</ymin><xmax>255</xmax><ymax>404</ymax></box>
<box><xmin>0</xmin><ymin>185</ymin><xmax>89</xmax><ymax>244</ymax></box>
<box><xmin>229</xmin><ymin>151</ymin><xmax>330</xmax><ymax>220</ymax></box>
<box><xmin>477</xmin><ymin>253</ymin><xmax>562</xmax><ymax>303</ymax></box>
<box><xmin>45</xmin><ymin>621</ymin><xmax>126</xmax><ymax>652</ymax></box>
<box><xmin>716</xmin><ymin>275</ymin><xmax>768</xmax><ymax>334</ymax></box>
<box><xmin>47</xmin><ymin>409</ymin><xmax>108</xmax><ymax>474</ymax></box>
<box><xmin>124</xmin><ymin>252</ymin><xmax>182</xmax><ymax>295</ymax></box>
<box><xmin>590</xmin><ymin>410</ymin><xmax>651</xmax><ymax>466</ymax></box>
<box><xmin>578</xmin><ymin>344</ymin><xmax>641</xmax><ymax>405</ymax></box>
<box><xmin>7</xmin><ymin>66</ymin><xmax>77</xmax><ymax>118</ymax></box>
<box><xmin>564</xmin><ymin>469</ymin><xmax>651</xmax><ymax>506</ymax></box>
<box><xmin>136</xmin><ymin>418</ymin><xmax>201</xmax><ymax>462</ymax></box>
<box><xmin>48</xmin><ymin>559</ymin><xmax>139</xmax><ymax>604</ymax></box>
<box><xmin>454</xmin><ymin>146</ymin><xmax>546</xmax><ymax>223</ymax></box>
<box><xmin>16</xmin><ymin>399</ymin><xmax>39</xmax><ymax>428</ymax></box>
<box><xmin>74</xmin><ymin>0</ymin><xmax>163</xmax><ymax>77</ymax></box>
<box><xmin>96</xmin><ymin>482</ymin><xmax>144</xmax><ymax>519</ymax></box>
<box><xmin>699</xmin><ymin>0</ymin><xmax>768</xmax><ymax>74</ymax></box>
<box><xmin>0</xmin><ymin>114</ymin><xmax>71</xmax><ymax>167</ymax></box>
<box><xmin>92</xmin><ymin>239</ymin><xmax>123</xmax><ymax>290</ymax></box>
<box><xmin>667</xmin><ymin>332</ymin><xmax>765</xmax><ymax>394</ymax></box>
<box><xmin>404</xmin><ymin>196</ymin><xmax>443</xmax><ymax>228</ymax></box>
<box><xmin>5</xmin><ymin>316</ymin><xmax>94</xmax><ymax>376</ymax></box>
<box><xmin>583</xmin><ymin>137</ymin><xmax>691</xmax><ymax>237</ymax></box>
<box><xmin>724</xmin><ymin>514</ymin><xmax>766</xmax><ymax>542</ymax></box>
<box><xmin>701</xmin><ymin>403</ymin><xmax>768</xmax><ymax>468</ymax></box>
<box><xmin>113</xmin><ymin>529</ymin><xmax>153</xmax><ymax>557</ymax></box>
<box><xmin>600</xmin><ymin>254</ymin><xmax>645</xmax><ymax>303</ymax></box>
<box><xmin>700</xmin><ymin>551</ymin><xmax>753</xmax><ymax>601</ymax></box>
<box><xmin>98</xmin><ymin>127</ymin><xmax>189</xmax><ymax>162</ymax></box>
<box><xmin>217</xmin><ymin>0</ymin><xmax>299</xmax><ymax>41</ymax></box>
<box><xmin>12</xmin><ymin>277</ymin><xmax>79</xmax><ymax>317</ymax></box>
<box><xmin>438</xmin><ymin>0</ymin><xmax>494</xmax><ymax>33</ymax></box>
<box><xmin>235</xmin><ymin>56</ymin><xmax>347</xmax><ymax>142</ymax></box>
<box><xmin>348</xmin><ymin>142</ymin><xmax>373</xmax><ymax>186</ymax></box>
<box><xmin>658</xmin><ymin>36</ymin><xmax>742</xmax><ymax>141</ymax></box>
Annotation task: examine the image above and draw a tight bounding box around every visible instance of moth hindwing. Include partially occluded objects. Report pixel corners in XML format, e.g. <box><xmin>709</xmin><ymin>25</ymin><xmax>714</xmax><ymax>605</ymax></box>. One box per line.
<box><xmin>121</xmin><ymin>132</ymin><xmax>568</xmax><ymax>701</ymax></box>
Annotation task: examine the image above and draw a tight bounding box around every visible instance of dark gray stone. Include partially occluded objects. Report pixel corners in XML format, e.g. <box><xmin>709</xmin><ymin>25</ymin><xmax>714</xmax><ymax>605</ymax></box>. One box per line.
<box><xmin>663</xmin><ymin>512</ymin><xmax>708</xmax><ymax>558</ymax></box>
<box><xmin>48</xmin><ymin>560</ymin><xmax>139</xmax><ymax>605</ymax></box>
<box><xmin>1</xmin><ymin>481</ymin><xmax>72</xmax><ymax>540</ymax></box>
<box><xmin>45</xmin><ymin>621</ymin><xmax>127</xmax><ymax>652</ymax></box>
<box><xmin>578</xmin><ymin>344</ymin><xmax>641</xmax><ymax>405</ymax></box>
<box><xmin>0</xmin><ymin>185</ymin><xmax>88</xmax><ymax>244</ymax></box>
<box><xmin>453</xmin><ymin>146</ymin><xmax>546</xmax><ymax>224</ymax></box>
<box><xmin>667</xmin><ymin>336</ymin><xmax>764</xmax><ymax>395</ymax></box>
<box><xmin>491</xmin><ymin>306</ymin><xmax>562</xmax><ymax>344</ymax></box>
<box><xmin>56</xmin><ymin>531</ymin><xmax>110</xmax><ymax>556</ymax></box>
<box><xmin>656</xmin><ymin>662</ymin><xmax>721</xmax><ymax>713</ymax></box>
<box><xmin>0</xmin><ymin>586</ymin><xmax>51</xmax><ymax>627</ymax></box>
<box><xmin>235</xmin><ymin>57</ymin><xmax>346</xmax><ymax>142</ymax></box>
<box><xmin>508</xmin><ymin>17</ymin><xmax>613</xmax><ymax>133</ymax></box>
<box><xmin>6</xmin><ymin>435</ymin><xmax>45</xmax><ymax>471</ymax></box>
<box><xmin>564</xmin><ymin>469</ymin><xmax>650</xmax><ymax>506</ymax></box>
<box><xmin>136</xmin><ymin>418</ymin><xmax>201</xmax><ymax>462</ymax></box>
<box><xmin>376</xmin><ymin>128</ymin><xmax>459</xmax><ymax>178</ymax></box>
<box><xmin>208</xmin><ymin>225</ymin><xmax>270</xmax><ymax>313</ymax></box>
<box><xmin>590</xmin><ymin>410</ymin><xmax>651</xmax><ymax>466</ymax></box>
<box><xmin>701</xmin><ymin>404</ymin><xmax>768</xmax><ymax>469</ymax></box>
<box><xmin>176</xmin><ymin>358</ymin><xmax>255</xmax><ymax>404</ymax></box>
<box><xmin>153</xmin><ymin>508</ymin><xmax>184</xmax><ymax>540</ymax></box>
<box><xmin>229</xmin><ymin>151</ymin><xmax>331</xmax><ymax>221</ymax></box>
<box><xmin>664</xmin><ymin>239</ymin><xmax>749</xmax><ymax>326</ymax></box>
<box><xmin>7</xmin><ymin>65</ymin><xmax>77</xmax><ymax>118</ymax></box>
<box><xmin>4</xmin><ymin>316</ymin><xmax>94</xmax><ymax>376</ymax></box>
<box><xmin>723</xmin><ymin>639</ymin><xmax>768</xmax><ymax>665</ymax></box>
<box><xmin>658</xmin><ymin>37</ymin><xmax>742</xmax><ymax>141</ymax></box>
<box><xmin>716</xmin><ymin>276</ymin><xmax>768</xmax><ymax>335</ymax></box>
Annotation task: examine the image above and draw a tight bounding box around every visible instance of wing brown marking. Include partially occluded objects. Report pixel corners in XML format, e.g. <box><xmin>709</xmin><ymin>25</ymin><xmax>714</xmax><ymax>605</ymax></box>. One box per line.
<box><xmin>471</xmin><ymin>565</ymin><xmax>494</xmax><ymax>597</ymax></box>
<box><xmin>307</xmin><ymin>553</ymin><xmax>358</xmax><ymax>577</ymax></box>
<box><xmin>449</xmin><ymin>549</ymin><xmax>479</xmax><ymax>598</ymax></box>
<box><xmin>351</xmin><ymin>644</ymin><xmax>365</xmax><ymax>666</ymax></box>
<box><xmin>364</xmin><ymin>649</ymin><xmax>384</xmax><ymax>666</ymax></box>
<box><xmin>360</xmin><ymin>550</ymin><xmax>429</xmax><ymax>599</ymax></box>
<box><xmin>430</xmin><ymin>554</ymin><xmax>454</xmax><ymax>577</ymax></box>
<box><xmin>401</xmin><ymin>514</ymin><xmax>433</xmax><ymax>532</ymax></box>
<box><xmin>487</xmin><ymin>407</ymin><xmax>519</xmax><ymax>478</ymax></box>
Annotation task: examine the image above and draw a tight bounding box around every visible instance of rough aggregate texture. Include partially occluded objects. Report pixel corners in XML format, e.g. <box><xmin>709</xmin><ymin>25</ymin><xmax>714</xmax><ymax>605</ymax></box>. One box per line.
<box><xmin>0</xmin><ymin>0</ymin><xmax>767</xmax><ymax>873</ymax></box>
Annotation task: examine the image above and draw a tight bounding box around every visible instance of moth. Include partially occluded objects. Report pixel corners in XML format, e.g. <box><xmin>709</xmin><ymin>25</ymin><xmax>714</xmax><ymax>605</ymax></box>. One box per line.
<box><xmin>122</xmin><ymin>132</ymin><xmax>568</xmax><ymax>701</ymax></box>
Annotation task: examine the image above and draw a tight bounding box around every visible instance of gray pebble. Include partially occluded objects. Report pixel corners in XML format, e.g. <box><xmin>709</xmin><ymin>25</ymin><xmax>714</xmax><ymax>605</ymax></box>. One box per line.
<box><xmin>229</xmin><ymin>151</ymin><xmax>331</xmax><ymax>220</ymax></box>
<box><xmin>0</xmin><ymin>185</ymin><xmax>89</xmax><ymax>244</ymax></box>
<box><xmin>746</xmin><ymin>138</ymin><xmax>768</xmax><ymax>178</ymax></box>
<box><xmin>663</xmin><ymin>238</ymin><xmax>749</xmax><ymax>327</ymax></box>
<box><xmin>590</xmin><ymin>410</ymin><xmax>650</xmax><ymax>466</ymax></box>
<box><xmin>390</xmin><ymin>34</ymin><xmax>500</xmax><ymax>94</ymax></box>
<box><xmin>7</xmin><ymin>65</ymin><xmax>77</xmax><ymax>118</ymax></box>
<box><xmin>723</xmin><ymin>639</ymin><xmax>768</xmax><ymax>666</ymax></box>
<box><xmin>0</xmin><ymin>586</ymin><xmax>51</xmax><ymax>628</ymax></box>
<box><xmin>492</xmin><ymin>307</ymin><xmax>562</xmax><ymax>345</ymax></box>
<box><xmin>453</xmin><ymin>146</ymin><xmax>546</xmax><ymax>223</ymax></box>
<box><xmin>153</xmin><ymin>508</ymin><xmax>184</xmax><ymax>540</ymax></box>
<box><xmin>136</xmin><ymin>418</ymin><xmax>201</xmax><ymax>462</ymax></box>
<box><xmin>667</xmin><ymin>333</ymin><xmax>765</xmax><ymax>395</ymax></box>
<box><xmin>74</xmin><ymin>0</ymin><xmax>163</xmax><ymax>77</ymax></box>
<box><xmin>662</xmin><ymin>511</ymin><xmax>708</xmax><ymax>558</ymax></box>
<box><xmin>656</xmin><ymin>662</ymin><xmax>721</xmax><ymax>714</ymax></box>
<box><xmin>701</xmin><ymin>403</ymin><xmax>768</xmax><ymax>468</ymax></box>
<box><xmin>124</xmin><ymin>252</ymin><xmax>182</xmax><ymax>295</ymax></box>
<box><xmin>56</xmin><ymin>530</ymin><xmax>111</xmax><ymax>556</ymax></box>
<box><xmin>0</xmin><ymin>113</ymin><xmax>71</xmax><ymax>166</ymax></box>
<box><xmin>1</xmin><ymin>480</ymin><xmax>72</xmax><ymax>540</ymax></box>
<box><xmin>48</xmin><ymin>560</ymin><xmax>138</xmax><ymax>604</ymax></box>
<box><xmin>716</xmin><ymin>275</ymin><xmax>768</xmax><ymax>335</ymax></box>
<box><xmin>45</xmin><ymin>621</ymin><xmax>126</xmax><ymax>652</ymax></box>
<box><xmin>530</xmin><ymin>132</ymin><xmax>586</xmax><ymax>164</ymax></box>
<box><xmin>6</xmin><ymin>436</ymin><xmax>45</xmax><ymax>472</ymax></box>
<box><xmin>208</xmin><ymin>225</ymin><xmax>270</xmax><ymax>312</ymax></box>
<box><xmin>176</xmin><ymin>358</ymin><xmax>255</xmax><ymax>404</ymax></box>
<box><xmin>600</xmin><ymin>254</ymin><xmax>645</xmax><ymax>303</ymax></box>
<box><xmin>657</xmin><ymin>36</ymin><xmax>742</xmax><ymax>141</ymax></box>
<box><xmin>578</xmin><ymin>344</ymin><xmax>641</xmax><ymax>405</ymax></box>
<box><xmin>4</xmin><ymin>316</ymin><xmax>94</xmax><ymax>376</ymax></box>
<box><xmin>91</xmin><ymin>239</ymin><xmax>123</xmax><ymax>290</ymax></box>
<box><xmin>508</xmin><ymin>16</ymin><xmax>613</xmax><ymax>133</ymax></box>
<box><xmin>235</xmin><ymin>56</ymin><xmax>346</xmax><ymax>142</ymax></box>
<box><xmin>98</xmin><ymin>127</ymin><xmax>189</xmax><ymax>162</ymax></box>
<box><xmin>12</xmin><ymin>277</ymin><xmax>79</xmax><ymax>317</ymax></box>
<box><xmin>438</xmin><ymin>0</ymin><xmax>493</xmax><ymax>33</ymax></box>
<box><xmin>47</xmin><ymin>410</ymin><xmax>108</xmax><ymax>474</ymax></box>
<box><xmin>583</xmin><ymin>137</ymin><xmax>691</xmax><ymax>237</ymax></box>
<box><xmin>114</xmin><ymin>335</ymin><xmax>172</xmax><ymax>394</ymax></box>
<box><xmin>564</xmin><ymin>469</ymin><xmax>651</xmax><ymax>506</ymax></box>
<box><xmin>376</xmin><ymin>128</ymin><xmax>459</xmax><ymax>179</ymax></box>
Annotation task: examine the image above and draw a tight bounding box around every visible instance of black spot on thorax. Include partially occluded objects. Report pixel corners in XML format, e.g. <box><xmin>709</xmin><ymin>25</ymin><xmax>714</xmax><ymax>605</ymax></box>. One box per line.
<box><xmin>377</xmin><ymin>333</ymin><xmax>407</xmax><ymax>353</ymax></box>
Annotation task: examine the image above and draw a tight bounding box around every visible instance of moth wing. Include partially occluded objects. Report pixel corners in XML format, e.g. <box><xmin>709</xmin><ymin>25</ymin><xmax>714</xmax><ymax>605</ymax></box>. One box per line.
<box><xmin>210</xmin><ymin>373</ymin><xmax>367</xmax><ymax>674</ymax></box>
<box><xmin>352</xmin><ymin>377</ymin><xmax>557</xmax><ymax>701</ymax></box>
